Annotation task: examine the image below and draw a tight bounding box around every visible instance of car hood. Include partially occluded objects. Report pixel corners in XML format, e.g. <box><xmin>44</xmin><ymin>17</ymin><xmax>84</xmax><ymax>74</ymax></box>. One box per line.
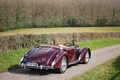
<box><xmin>24</xmin><ymin>46</ymin><xmax>60</xmax><ymax>65</ymax></box>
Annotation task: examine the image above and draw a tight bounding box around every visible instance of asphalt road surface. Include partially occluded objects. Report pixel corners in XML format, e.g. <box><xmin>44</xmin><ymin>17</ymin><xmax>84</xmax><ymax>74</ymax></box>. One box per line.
<box><xmin>0</xmin><ymin>44</ymin><xmax>120</xmax><ymax>80</ymax></box>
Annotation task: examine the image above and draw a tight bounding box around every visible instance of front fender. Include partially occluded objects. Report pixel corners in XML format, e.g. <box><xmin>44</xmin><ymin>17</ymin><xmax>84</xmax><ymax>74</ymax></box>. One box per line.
<box><xmin>79</xmin><ymin>46</ymin><xmax>91</xmax><ymax>61</ymax></box>
<box><xmin>51</xmin><ymin>51</ymin><xmax>68</xmax><ymax>68</ymax></box>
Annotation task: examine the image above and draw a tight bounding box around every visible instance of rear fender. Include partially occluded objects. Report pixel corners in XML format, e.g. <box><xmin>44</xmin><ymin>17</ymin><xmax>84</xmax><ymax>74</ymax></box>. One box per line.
<box><xmin>51</xmin><ymin>51</ymin><xmax>68</xmax><ymax>68</ymax></box>
<box><xmin>79</xmin><ymin>47</ymin><xmax>91</xmax><ymax>61</ymax></box>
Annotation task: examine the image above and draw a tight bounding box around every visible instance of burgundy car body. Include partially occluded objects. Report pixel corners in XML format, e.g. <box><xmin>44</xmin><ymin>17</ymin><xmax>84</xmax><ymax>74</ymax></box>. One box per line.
<box><xmin>19</xmin><ymin>43</ymin><xmax>91</xmax><ymax>73</ymax></box>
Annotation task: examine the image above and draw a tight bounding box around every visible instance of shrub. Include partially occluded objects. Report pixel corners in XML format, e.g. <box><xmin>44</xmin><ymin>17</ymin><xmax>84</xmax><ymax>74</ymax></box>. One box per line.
<box><xmin>15</xmin><ymin>20</ymin><xmax>38</xmax><ymax>29</ymax></box>
<box><xmin>78</xmin><ymin>18</ymin><xmax>93</xmax><ymax>26</ymax></box>
<box><xmin>44</xmin><ymin>19</ymin><xmax>63</xmax><ymax>27</ymax></box>
<box><xmin>96</xmin><ymin>18</ymin><xmax>107</xmax><ymax>26</ymax></box>
<box><xmin>109</xmin><ymin>20</ymin><xmax>120</xmax><ymax>26</ymax></box>
<box><xmin>67</xmin><ymin>18</ymin><xmax>78</xmax><ymax>27</ymax></box>
<box><xmin>24</xmin><ymin>20</ymin><xmax>38</xmax><ymax>28</ymax></box>
<box><xmin>0</xmin><ymin>23</ymin><xmax>13</xmax><ymax>31</ymax></box>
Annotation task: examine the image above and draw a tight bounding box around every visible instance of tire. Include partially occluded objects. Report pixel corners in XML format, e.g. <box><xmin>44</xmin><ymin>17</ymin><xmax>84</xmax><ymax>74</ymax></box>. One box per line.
<box><xmin>83</xmin><ymin>50</ymin><xmax>90</xmax><ymax>64</ymax></box>
<box><xmin>58</xmin><ymin>57</ymin><xmax>67</xmax><ymax>73</ymax></box>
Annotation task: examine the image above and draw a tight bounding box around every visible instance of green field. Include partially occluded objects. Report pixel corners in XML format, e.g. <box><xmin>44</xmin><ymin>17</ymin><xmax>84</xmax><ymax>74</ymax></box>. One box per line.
<box><xmin>0</xmin><ymin>27</ymin><xmax>120</xmax><ymax>35</ymax></box>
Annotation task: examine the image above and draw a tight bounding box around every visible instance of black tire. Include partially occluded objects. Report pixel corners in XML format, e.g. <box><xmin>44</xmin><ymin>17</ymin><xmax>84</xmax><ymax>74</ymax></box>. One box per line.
<box><xmin>58</xmin><ymin>57</ymin><xmax>67</xmax><ymax>73</ymax></box>
<box><xmin>83</xmin><ymin>50</ymin><xmax>90</xmax><ymax>64</ymax></box>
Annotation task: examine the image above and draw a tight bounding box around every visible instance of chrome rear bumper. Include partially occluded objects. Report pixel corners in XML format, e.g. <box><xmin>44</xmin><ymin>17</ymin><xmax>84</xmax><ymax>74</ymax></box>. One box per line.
<box><xmin>19</xmin><ymin>62</ymin><xmax>54</xmax><ymax>70</ymax></box>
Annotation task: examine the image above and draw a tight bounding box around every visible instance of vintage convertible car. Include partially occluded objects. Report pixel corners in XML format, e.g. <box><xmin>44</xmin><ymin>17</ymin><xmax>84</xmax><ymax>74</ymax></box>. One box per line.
<box><xmin>19</xmin><ymin>40</ymin><xmax>91</xmax><ymax>73</ymax></box>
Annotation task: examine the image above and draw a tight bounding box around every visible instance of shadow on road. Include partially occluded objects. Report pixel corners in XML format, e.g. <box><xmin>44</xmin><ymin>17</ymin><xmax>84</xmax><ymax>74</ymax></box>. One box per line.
<box><xmin>8</xmin><ymin>65</ymin><xmax>59</xmax><ymax>76</ymax></box>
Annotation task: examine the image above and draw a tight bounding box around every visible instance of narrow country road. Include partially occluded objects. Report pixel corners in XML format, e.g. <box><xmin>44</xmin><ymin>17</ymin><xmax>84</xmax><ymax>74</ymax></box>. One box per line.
<box><xmin>0</xmin><ymin>44</ymin><xmax>120</xmax><ymax>80</ymax></box>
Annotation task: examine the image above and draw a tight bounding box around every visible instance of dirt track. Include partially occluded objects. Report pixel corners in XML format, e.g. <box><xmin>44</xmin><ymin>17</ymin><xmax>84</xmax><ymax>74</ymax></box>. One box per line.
<box><xmin>0</xmin><ymin>44</ymin><xmax>120</xmax><ymax>80</ymax></box>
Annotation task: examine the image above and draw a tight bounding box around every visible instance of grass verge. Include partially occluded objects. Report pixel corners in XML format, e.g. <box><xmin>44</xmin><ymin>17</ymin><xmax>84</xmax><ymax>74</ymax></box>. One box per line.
<box><xmin>0</xmin><ymin>38</ymin><xmax>120</xmax><ymax>73</ymax></box>
<box><xmin>78</xmin><ymin>38</ymin><xmax>120</xmax><ymax>50</ymax></box>
<box><xmin>70</xmin><ymin>56</ymin><xmax>120</xmax><ymax>80</ymax></box>
<box><xmin>0</xmin><ymin>49</ymin><xmax>28</xmax><ymax>72</ymax></box>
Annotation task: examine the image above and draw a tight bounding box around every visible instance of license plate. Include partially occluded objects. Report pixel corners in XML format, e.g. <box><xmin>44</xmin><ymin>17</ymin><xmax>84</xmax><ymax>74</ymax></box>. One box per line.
<box><xmin>26</xmin><ymin>62</ymin><xmax>38</xmax><ymax>66</ymax></box>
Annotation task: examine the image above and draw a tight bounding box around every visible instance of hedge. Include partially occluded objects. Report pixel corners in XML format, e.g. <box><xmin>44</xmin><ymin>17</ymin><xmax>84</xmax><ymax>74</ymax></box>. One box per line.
<box><xmin>0</xmin><ymin>32</ymin><xmax>120</xmax><ymax>54</ymax></box>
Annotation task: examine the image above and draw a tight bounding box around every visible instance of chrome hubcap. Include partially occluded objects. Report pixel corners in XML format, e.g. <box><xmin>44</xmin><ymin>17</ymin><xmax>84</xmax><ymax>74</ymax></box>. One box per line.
<box><xmin>61</xmin><ymin>58</ymin><xmax>67</xmax><ymax>72</ymax></box>
<box><xmin>85</xmin><ymin>51</ymin><xmax>89</xmax><ymax>63</ymax></box>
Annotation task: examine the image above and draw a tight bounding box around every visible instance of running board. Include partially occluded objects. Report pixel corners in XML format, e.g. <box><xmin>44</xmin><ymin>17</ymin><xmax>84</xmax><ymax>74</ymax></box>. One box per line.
<box><xmin>68</xmin><ymin>60</ymin><xmax>79</xmax><ymax>65</ymax></box>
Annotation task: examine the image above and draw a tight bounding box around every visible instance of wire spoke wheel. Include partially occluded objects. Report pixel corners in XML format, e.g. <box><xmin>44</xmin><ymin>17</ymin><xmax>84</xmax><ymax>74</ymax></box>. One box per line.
<box><xmin>59</xmin><ymin>57</ymin><xmax>67</xmax><ymax>73</ymax></box>
<box><xmin>83</xmin><ymin>50</ymin><xmax>90</xmax><ymax>64</ymax></box>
